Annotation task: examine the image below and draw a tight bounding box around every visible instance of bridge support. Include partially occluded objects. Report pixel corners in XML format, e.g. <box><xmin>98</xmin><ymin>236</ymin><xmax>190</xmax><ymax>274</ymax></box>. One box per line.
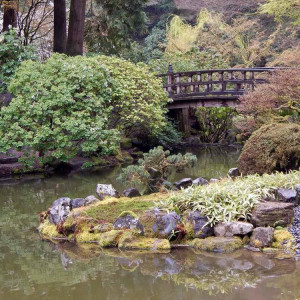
<box><xmin>176</xmin><ymin>107</ymin><xmax>191</xmax><ymax>136</ymax></box>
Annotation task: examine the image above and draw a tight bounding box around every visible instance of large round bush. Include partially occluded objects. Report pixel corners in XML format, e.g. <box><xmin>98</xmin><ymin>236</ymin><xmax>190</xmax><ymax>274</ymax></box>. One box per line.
<box><xmin>0</xmin><ymin>54</ymin><xmax>119</xmax><ymax>163</ymax></box>
<box><xmin>238</xmin><ymin>123</ymin><xmax>300</xmax><ymax>175</ymax></box>
<box><xmin>95</xmin><ymin>55</ymin><xmax>169</xmax><ymax>137</ymax></box>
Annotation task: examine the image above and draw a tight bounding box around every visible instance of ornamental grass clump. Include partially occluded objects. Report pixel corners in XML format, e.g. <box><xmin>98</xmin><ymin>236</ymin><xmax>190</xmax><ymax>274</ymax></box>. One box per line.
<box><xmin>157</xmin><ymin>171</ymin><xmax>300</xmax><ymax>225</ymax></box>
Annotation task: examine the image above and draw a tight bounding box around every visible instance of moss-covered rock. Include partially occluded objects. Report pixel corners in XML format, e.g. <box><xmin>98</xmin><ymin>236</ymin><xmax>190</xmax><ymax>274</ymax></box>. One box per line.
<box><xmin>38</xmin><ymin>220</ymin><xmax>66</xmax><ymax>239</ymax></box>
<box><xmin>118</xmin><ymin>231</ymin><xmax>170</xmax><ymax>251</ymax></box>
<box><xmin>76</xmin><ymin>232</ymin><xmax>101</xmax><ymax>243</ymax></box>
<box><xmin>189</xmin><ymin>236</ymin><xmax>243</xmax><ymax>253</ymax></box>
<box><xmin>272</xmin><ymin>229</ymin><xmax>296</xmax><ymax>251</ymax></box>
<box><xmin>238</xmin><ymin>123</ymin><xmax>300</xmax><ymax>175</ymax></box>
<box><xmin>98</xmin><ymin>230</ymin><xmax>124</xmax><ymax>248</ymax></box>
<box><xmin>120</xmin><ymin>138</ymin><xmax>133</xmax><ymax>150</ymax></box>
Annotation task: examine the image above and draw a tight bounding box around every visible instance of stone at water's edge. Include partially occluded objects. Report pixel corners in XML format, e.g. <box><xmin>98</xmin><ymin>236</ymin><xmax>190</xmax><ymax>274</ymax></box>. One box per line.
<box><xmin>250</xmin><ymin>201</ymin><xmax>294</xmax><ymax>227</ymax></box>
<box><xmin>214</xmin><ymin>221</ymin><xmax>253</xmax><ymax>237</ymax></box>
<box><xmin>250</xmin><ymin>227</ymin><xmax>274</xmax><ymax>248</ymax></box>
<box><xmin>228</xmin><ymin>168</ymin><xmax>241</xmax><ymax>178</ymax></box>
<box><xmin>174</xmin><ymin>178</ymin><xmax>193</xmax><ymax>189</ymax></box>
<box><xmin>48</xmin><ymin>197</ymin><xmax>72</xmax><ymax>225</ymax></box>
<box><xmin>186</xmin><ymin>211</ymin><xmax>214</xmax><ymax>239</ymax></box>
<box><xmin>123</xmin><ymin>188</ymin><xmax>141</xmax><ymax>198</ymax></box>
<box><xmin>192</xmin><ymin>177</ymin><xmax>209</xmax><ymax>186</ymax></box>
<box><xmin>113</xmin><ymin>212</ymin><xmax>144</xmax><ymax>234</ymax></box>
<box><xmin>190</xmin><ymin>236</ymin><xmax>243</xmax><ymax>253</ymax></box>
<box><xmin>96</xmin><ymin>184</ymin><xmax>120</xmax><ymax>200</ymax></box>
<box><xmin>276</xmin><ymin>188</ymin><xmax>298</xmax><ymax>204</ymax></box>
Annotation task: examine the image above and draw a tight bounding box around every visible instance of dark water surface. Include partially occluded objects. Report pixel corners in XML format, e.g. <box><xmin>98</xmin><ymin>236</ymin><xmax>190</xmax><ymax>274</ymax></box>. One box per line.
<box><xmin>1</xmin><ymin>146</ymin><xmax>300</xmax><ymax>300</ymax></box>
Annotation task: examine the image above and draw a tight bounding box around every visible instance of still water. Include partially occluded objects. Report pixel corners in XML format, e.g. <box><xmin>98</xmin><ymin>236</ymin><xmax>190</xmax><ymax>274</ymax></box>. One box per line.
<box><xmin>1</xmin><ymin>146</ymin><xmax>300</xmax><ymax>300</ymax></box>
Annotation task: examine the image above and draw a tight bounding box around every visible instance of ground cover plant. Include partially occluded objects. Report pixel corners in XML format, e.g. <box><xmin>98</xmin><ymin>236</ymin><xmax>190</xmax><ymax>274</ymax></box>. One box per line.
<box><xmin>158</xmin><ymin>170</ymin><xmax>300</xmax><ymax>225</ymax></box>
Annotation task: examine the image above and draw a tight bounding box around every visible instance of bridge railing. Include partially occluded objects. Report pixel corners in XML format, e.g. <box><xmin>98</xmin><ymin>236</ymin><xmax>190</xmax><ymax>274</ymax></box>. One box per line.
<box><xmin>157</xmin><ymin>66</ymin><xmax>281</xmax><ymax>99</ymax></box>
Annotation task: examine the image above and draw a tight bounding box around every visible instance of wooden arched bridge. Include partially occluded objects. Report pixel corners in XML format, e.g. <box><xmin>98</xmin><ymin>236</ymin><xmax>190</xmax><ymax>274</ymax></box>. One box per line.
<box><xmin>157</xmin><ymin>66</ymin><xmax>280</xmax><ymax>109</ymax></box>
<box><xmin>157</xmin><ymin>66</ymin><xmax>285</xmax><ymax>133</ymax></box>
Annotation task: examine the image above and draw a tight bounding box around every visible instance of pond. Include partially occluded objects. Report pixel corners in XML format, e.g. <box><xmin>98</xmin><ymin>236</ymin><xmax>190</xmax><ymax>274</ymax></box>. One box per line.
<box><xmin>1</xmin><ymin>146</ymin><xmax>300</xmax><ymax>300</ymax></box>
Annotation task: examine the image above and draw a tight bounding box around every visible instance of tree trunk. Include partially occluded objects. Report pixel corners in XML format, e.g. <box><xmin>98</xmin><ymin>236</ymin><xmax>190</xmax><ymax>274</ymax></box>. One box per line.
<box><xmin>66</xmin><ymin>0</ymin><xmax>87</xmax><ymax>56</ymax></box>
<box><xmin>2</xmin><ymin>0</ymin><xmax>17</xmax><ymax>32</ymax></box>
<box><xmin>53</xmin><ymin>0</ymin><xmax>67</xmax><ymax>53</ymax></box>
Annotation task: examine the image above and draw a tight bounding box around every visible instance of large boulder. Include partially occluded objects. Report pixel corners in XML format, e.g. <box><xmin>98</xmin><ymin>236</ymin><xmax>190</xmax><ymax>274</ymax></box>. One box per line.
<box><xmin>113</xmin><ymin>211</ymin><xmax>144</xmax><ymax>234</ymax></box>
<box><xmin>96</xmin><ymin>184</ymin><xmax>120</xmax><ymax>200</ymax></box>
<box><xmin>174</xmin><ymin>178</ymin><xmax>193</xmax><ymax>189</ymax></box>
<box><xmin>139</xmin><ymin>210</ymin><xmax>181</xmax><ymax>238</ymax></box>
<box><xmin>250</xmin><ymin>227</ymin><xmax>274</xmax><ymax>248</ymax></box>
<box><xmin>185</xmin><ymin>211</ymin><xmax>214</xmax><ymax>239</ymax></box>
<box><xmin>250</xmin><ymin>201</ymin><xmax>294</xmax><ymax>227</ymax></box>
<box><xmin>214</xmin><ymin>221</ymin><xmax>253</xmax><ymax>237</ymax></box>
<box><xmin>48</xmin><ymin>197</ymin><xmax>72</xmax><ymax>225</ymax></box>
<box><xmin>276</xmin><ymin>188</ymin><xmax>298</xmax><ymax>204</ymax></box>
<box><xmin>190</xmin><ymin>236</ymin><xmax>243</xmax><ymax>253</ymax></box>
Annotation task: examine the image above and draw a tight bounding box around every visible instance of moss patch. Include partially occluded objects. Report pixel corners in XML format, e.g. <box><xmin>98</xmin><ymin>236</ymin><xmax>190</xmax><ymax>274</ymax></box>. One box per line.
<box><xmin>189</xmin><ymin>236</ymin><xmax>243</xmax><ymax>253</ymax></box>
<box><xmin>98</xmin><ymin>230</ymin><xmax>124</xmax><ymax>248</ymax></box>
<box><xmin>38</xmin><ymin>220</ymin><xmax>66</xmax><ymax>240</ymax></box>
<box><xmin>272</xmin><ymin>229</ymin><xmax>296</xmax><ymax>251</ymax></box>
<box><xmin>76</xmin><ymin>232</ymin><xmax>101</xmax><ymax>243</ymax></box>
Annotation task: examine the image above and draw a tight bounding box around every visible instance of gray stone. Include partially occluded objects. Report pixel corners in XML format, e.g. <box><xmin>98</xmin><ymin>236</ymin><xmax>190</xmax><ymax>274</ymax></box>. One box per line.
<box><xmin>228</xmin><ymin>168</ymin><xmax>241</xmax><ymax>178</ymax></box>
<box><xmin>96</xmin><ymin>184</ymin><xmax>120</xmax><ymax>200</ymax></box>
<box><xmin>123</xmin><ymin>188</ymin><xmax>141</xmax><ymax>198</ymax></box>
<box><xmin>187</xmin><ymin>211</ymin><xmax>214</xmax><ymax>238</ymax></box>
<box><xmin>192</xmin><ymin>177</ymin><xmax>209</xmax><ymax>186</ymax></box>
<box><xmin>209</xmin><ymin>178</ymin><xmax>219</xmax><ymax>183</ymax></box>
<box><xmin>276</xmin><ymin>188</ymin><xmax>298</xmax><ymax>203</ymax></box>
<box><xmin>85</xmin><ymin>195</ymin><xmax>98</xmax><ymax>204</ymax></box>
<box><xmin>250</xmin><ymin>227</ymin><xmax>274</xmax><ymax>248</ymax></box>
<box><xmin>174</xmin><ymin>178</ymin><xmax>193</xmax><ymax>189</ymax></box>
<box><xmin>71</xmin><ymin>196</ymin><xmax>98</xmax><ymax>209</ymax></box>
<box><xmin>113</xmin><ymin>212</ymin><xmax>144</xmax><ymax>234</ymax></box>
<box><xmin>251</xmin><ymin>201</ymin><xmax>294</xmax><ymax>227</ymax></box>
<box><xmin>214</xmin><ymin>221</ymin><xmax>253</xmax><ymax>237</ymax></box>
<box><xmin>152</xmin><ymin>211</ymin><xmax>181</xmax><ymax>238</ymax></box>
<box><xmin>48</xmin><ymin>197</ymin><xmax>72</xmax><ymax>225</ymax></box>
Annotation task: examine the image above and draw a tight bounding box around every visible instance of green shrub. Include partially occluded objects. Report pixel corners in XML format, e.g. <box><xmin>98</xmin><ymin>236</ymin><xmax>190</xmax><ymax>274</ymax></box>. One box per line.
<box><xmin>158</xmin><ymin>170</ymin><xmax>300</xmax><ymax>225</ymax></box>
<box><xmin>117</xmin><ymin>146</ymin><xmax>197</xmax><ymax>190</ymax></box>
<box><xmin>0</xmin><ymin>54</ymin><xmax>119</xmax><ymax>164</ymax></box>
<box><xmin>95</xmin><ymin>56</ymin><xmax>169</xmax><ymax>138</ymax></box>
<box><xmin>0</xmin><ymin>29</ymin><xmax>36</xmax><ymax>93</ymax></box>
<box><xmin>238</xmin><ymin>123</ymin><xmax>300</xmax><ymax>175</ymax></box>
<box><xmin>195</xmin><ymin>107</ymin><xmax>237</xmax><ymax>143</ymax></box>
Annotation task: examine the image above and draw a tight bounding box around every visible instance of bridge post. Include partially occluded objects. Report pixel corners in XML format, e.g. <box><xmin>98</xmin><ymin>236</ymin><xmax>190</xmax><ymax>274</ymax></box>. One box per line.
<box><xmin>167</xmin><ymin>64</ymin><xmax>173</xmax><ymax>93</ymax></box>
<box><xmin>176</xmin><ymin>107</ymin><xmax>191</xmax><ymax>136</ymax></box>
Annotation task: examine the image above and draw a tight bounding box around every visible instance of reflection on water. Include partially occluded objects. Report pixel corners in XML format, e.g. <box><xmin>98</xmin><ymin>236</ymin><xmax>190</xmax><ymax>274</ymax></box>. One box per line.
<box><xmin>1</xmin><ymin>146</ymin><xmax>300</xmax><ymax>300</ymax></box>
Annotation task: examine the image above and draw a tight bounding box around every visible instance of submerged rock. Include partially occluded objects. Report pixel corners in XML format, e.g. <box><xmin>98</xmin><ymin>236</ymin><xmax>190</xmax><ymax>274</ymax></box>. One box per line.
<box><xmin>185</xmin><ymin>211</ymin><xmax>214</xmax><ymax>239</ymax></box>
<box><xmin>214</xmin><ymin>221</ymin><xmax>253</xmax><ymax>237</ymax></box>
<box><xmin>276</xmin><ymin>188</ymin><xmax>298</xmax><ymax>204</ymax></box>
<box><xmin>228</xmin><ymin>168</ymin><xmax>241</xmax><ymax>178</ymax></box>
<box><xmin>113</xmin><ymin>211</ymin><xmax>144</xmax><ymax>234</ymax></box>
<box><xmin>96</xmin><ymin>184</ymin><xmax>120</xmax><ymax>200</ymax></box>
<box><xmin>123</xmin><ymin>188</ymin><xmax>141</xmax><ymax>198</ymax></box>
<box><xmin>192</xmin><ymin>177</ymin><xmax>209</xmax><ymax>186</ymax></box>
<box><xmin>190</xmin><ymin>236</ymin><xmax>243</xmax><ymax>253</ymax></box>
<box><xmin>250</xmin><ymin>201</ymin><xmax>294</xmax><ymax>227</ymax></box>
<box><xmin>174</xmin><ymin>178</ymin><xmax>193</xmax><ymax>189</ymax></box>
<box><xmin>48</xmin><ymin>197</ymin><xmax>72</xmax><ymax>225</ymax></box>
<box><xmin>250</xmin><ymin>227</ymin><xmax>274</xmax><ymax>248</ymax></box>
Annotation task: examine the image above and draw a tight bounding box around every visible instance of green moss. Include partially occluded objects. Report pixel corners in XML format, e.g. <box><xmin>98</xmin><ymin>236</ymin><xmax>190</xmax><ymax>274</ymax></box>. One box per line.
<box><xmin>38</xmin><ymin>220</ymin><xmax>65</xmax><ymax>239</ymax></box>
<box><xmin>76</xmin><ymin>232</ymin><xmax>101</xmax><ymax>243</ymax></box>
<box><xmin>118</xmin><ymin>211</ymin><xmax>138</xmax><ymax>218</ymax></box>
<box><xmin>138</xmin><ymin>211</ymin><xmax>156</xmax><ymax>237</ymax></box>
<box><xmin>118</xmin><ymin>231</ymin><xmax>170</xmax><ymax>250</ymax></box>
<box><xmin>190</xmin><ymin>237</ymin><xmax>243</xmax><ymax>253</ymax></box>
<box><xmin>272</xmin><ymin>229</ymin><xmax>296</xmax><ymax>251</ymax></box>
<box><xmin>91</xmin><ymin>156</ymin><xmax>109</xmax><ymax>166</ymax></box>
<box><xmin>98</xmin><ymin>230</ymin><xmax>124</xmax><ymax>248</ymax></box>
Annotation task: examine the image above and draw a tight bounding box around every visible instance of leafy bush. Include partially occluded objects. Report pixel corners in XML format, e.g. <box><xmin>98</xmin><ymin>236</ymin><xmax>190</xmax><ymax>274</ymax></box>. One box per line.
<box><xmin>158</xmin><ymin>170</ymin><xmax>300</xmax><ymax>225</ymax></box>
<box><xmin>0</xmin><ymin>29</ymin><xmax>35</xmax><ymax>93</ymax></box>
<box><xmin>94</xmin><ymin>56</ymin><xmax>169</xmax><ymax>137</ymax></box>
<box><xmin>0</xmin><ymin>54</ymin><xmax>119</xmax><ymax>164</ymax></box>
<box><xmin>117</xmin><ymin>146</ymin><xmax>197</xmax><ymax>190</ymax></box>
<box><xmin>238</xmin><ymin>123</ymin><xmax>300</xmax><ymax>175</ymax></box>
<box><xmin>238</xmin><ymin>69</ymin><xmax>300</xmax><ymax>128</ymax></box>
<box><xmin>195</xmin><ymin>107</ymin><xmax>236</xmax><ymax>143</ymax></box>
